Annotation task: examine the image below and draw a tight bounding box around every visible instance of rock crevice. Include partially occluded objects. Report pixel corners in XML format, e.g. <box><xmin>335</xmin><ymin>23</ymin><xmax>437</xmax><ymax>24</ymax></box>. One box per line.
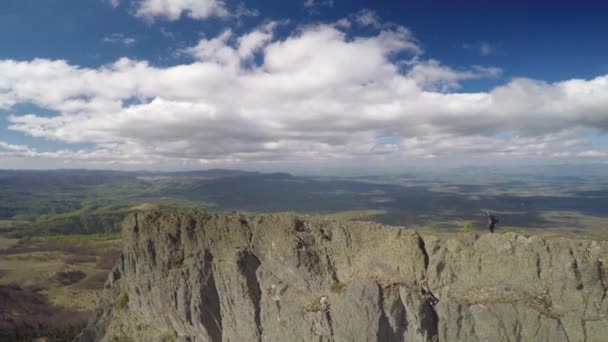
<box><xmin>79</xmin><ymin>211</ymin><xmax>608</xmax><ymax>342</ymax></box>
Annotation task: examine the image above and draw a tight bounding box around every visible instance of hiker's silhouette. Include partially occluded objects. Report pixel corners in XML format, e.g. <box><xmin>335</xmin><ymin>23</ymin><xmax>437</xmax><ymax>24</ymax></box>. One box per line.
<box><xmin>486</xmin><ymin>211</ymin><xmax>499</xmax><ymax>233</ymax></box>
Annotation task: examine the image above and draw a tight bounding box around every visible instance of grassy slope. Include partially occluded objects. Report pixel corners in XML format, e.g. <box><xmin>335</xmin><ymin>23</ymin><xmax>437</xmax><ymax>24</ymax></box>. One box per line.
<box><xmin>0</xmin><ymin>234</ymin><xmax>122</xmax><ymax>311</ymax></box>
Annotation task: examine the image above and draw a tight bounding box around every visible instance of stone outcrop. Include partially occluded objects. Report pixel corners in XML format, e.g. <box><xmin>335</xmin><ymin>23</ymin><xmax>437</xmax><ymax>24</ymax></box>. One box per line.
<box><xmin>78</xmin><ymin>211</ymin><xmax>608</xmax><ymax>341</ymax></box>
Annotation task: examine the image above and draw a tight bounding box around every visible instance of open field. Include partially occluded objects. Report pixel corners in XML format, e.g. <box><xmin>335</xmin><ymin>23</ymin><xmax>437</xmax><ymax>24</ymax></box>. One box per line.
<box><xmin>0</xmin><ymin>236</ymin><xmax>18</xmax><ymax>249</ymax></box>
<box><xmin>0</xmin><ymin>233</ymin><xmax>121</xmax><ymax>340</ymax></box>
<box><xmin>1</xmin><ymin>168</ymin><xmax>607</xmax><ymax>339</ymax></box>
<box><xmin>2</xmin><ymin>169</ymin><xmax>607</xmax><ymax>239</ymax></box>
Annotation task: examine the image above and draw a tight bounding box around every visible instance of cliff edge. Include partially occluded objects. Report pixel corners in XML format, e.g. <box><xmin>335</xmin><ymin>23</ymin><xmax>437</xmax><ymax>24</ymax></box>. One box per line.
<box><xmin>78</xmin><ymin>211</ymin><xmax>608</xmax><ymax>342</ymax></box>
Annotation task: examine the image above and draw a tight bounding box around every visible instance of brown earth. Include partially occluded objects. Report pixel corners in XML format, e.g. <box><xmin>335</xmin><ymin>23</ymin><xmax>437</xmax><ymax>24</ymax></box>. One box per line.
<box><xmin>0</xmin><ymin>284</ymin><xmax>88</xmax><ymax>341</ymax></box>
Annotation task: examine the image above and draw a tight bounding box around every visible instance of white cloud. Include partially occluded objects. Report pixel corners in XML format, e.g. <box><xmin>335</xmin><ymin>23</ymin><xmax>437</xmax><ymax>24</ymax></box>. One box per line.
<box><xmin>576</xmin><ymin>150</ymin><xmax>608</xmax><ymax>158</ymax></box>
<box><xmin>233</xmin><ymin>2</ymin><xmax>259</xmax><ymax>18</ymax></box>
<box><xmin>333</xmin><ymin>18</ymin><xmax>351</xmax><ymax>29</ymax></box>
<box><xmin>333</xmin><ymin>10</ymin><xmax>396</xmax><ymax>30</ymax></box>
<box><xmin>182</xmin><ymin>30</ymin><xmax>239</xmax><ymax>66</ymax></box>
<box><xmin>0</xmin><ymin>141</ymin><xmax>31</xmax><ymax>153</ymax></box>
<box><xmin>406</xmin><ymin>59</ymin><xmax>501</xmax><ymax>91</ymax></box>
<box><xmin>304</xmin><ymin>0</ymin><xmax>334</xmax><ymax>9</ymax></box>
<box><xmin>160</xmin><ymin>27</ymin><xmax>174</xmax><ymax>38</ymax></box>
<box><xmin>103</xmin><ymin>33</ymin><xmax>137</xmax><ymax>45</ymax></box>
<box><xmin>134</xmin><ymin>0</ymin><xmax>229</xmax><ymax>21</ymax></box>
<box><xmin>1</xmin><ymin>19</ymin><xmax>607</xmax><ymax>168</ymax></box>
<box><xmin>105</xmin><ymin>0</ymin><xmax>120</xmax><ymax>8</ymax></box>
<box><xmin>354</xmin><ymin>9</ymin><xmax>381</xmax><ymax>28</ymax></box>
<box><xmin>237</xmin><ymin>22</ymin><xmax>277</xmax><ymax>59</ymax></box>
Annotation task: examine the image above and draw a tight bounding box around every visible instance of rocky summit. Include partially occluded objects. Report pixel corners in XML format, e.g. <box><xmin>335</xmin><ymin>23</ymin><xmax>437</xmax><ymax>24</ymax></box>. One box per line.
<box><xmin>78</xmin><ymin>211</ymin><xmax>608</xmax><ymax>342</ymax></box>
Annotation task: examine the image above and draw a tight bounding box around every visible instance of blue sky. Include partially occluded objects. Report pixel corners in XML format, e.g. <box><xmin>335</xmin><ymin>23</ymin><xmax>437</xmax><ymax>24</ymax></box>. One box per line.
<box><xmin>1</xmin><ymin>0</ymin><xmax>607</xmax><ymax>171</ymax></box>
<box><xmin>3</xmin><ymin>1</ymin><xmax>608</xmax><ymax>81</ymax></box>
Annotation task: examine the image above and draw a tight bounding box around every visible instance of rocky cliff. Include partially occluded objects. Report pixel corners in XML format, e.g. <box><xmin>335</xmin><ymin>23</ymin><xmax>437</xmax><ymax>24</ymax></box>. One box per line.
<box><xmin>78</xmin><ymin>211</ymin><xmax>608</xmax><ymax>342</ymax></box>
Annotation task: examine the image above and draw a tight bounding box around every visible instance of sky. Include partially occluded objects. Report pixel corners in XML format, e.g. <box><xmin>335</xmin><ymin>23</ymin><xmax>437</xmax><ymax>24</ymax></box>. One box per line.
<box><xmin>1</xmin><ymin>0</ymin><xmax>608</xmax><ymax>172</ymax></box>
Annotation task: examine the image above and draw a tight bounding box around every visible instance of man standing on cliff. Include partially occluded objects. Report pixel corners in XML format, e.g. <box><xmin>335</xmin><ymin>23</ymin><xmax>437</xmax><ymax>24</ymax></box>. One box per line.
<box><xmin>486</xmin><ymin>210</ymin><xmax>499</xmax><ymax>233</ymax></box>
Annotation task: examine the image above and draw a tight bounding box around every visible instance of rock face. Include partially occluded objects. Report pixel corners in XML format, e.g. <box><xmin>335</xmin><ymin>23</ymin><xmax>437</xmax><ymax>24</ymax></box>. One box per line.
<box><xmin>78</xmin><ymin>211</ymin><xmax>608</xmax><ymax>342</ymax></box>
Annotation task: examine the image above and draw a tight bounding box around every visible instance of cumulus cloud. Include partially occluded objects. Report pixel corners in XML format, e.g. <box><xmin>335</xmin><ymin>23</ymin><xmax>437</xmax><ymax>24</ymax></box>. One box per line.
<box><xmin>105</xmin><ymin>0</ymin><xmax>120</xmax><ymax>8</ymax></box>
<box><xmin>354</xmin><ymin>9</ymin><xmax>382</xmax><ymax>28</ymax></box>
<box><xmin>237</xmin><ymin>22</ymin><xmax>277</xmax><ymax>59</ymax></box>
<box><xmin>332</xmin><ymin>10</ymin><xmax>388</xmax><ymax>30</ymax></box>
<box><xmin>406</xmin><ymin>59</ymin><xmax>502</xmax><ymax>91</ymax></box>
<box><xmin>304</xmin><ymin>0</ymin><xmax>334</xmax><ymax>9</ymax></box>
<box><xmin>0</xmin><ymin>141</ymin><xmax>31</xmax><ymax>153</ymax></box>
<box><xmin>233</xmin><ymin>2</ymin><xmax>259</xmax><ymax>18</ymax></box>
<box><xmin>134</xmin><ymin>0</ymin><xmax>229</xmax><ymax>21</ymax></box>
<box><xmin>159</xmin><ymin>27</ymin><xmax>174</xmax><ymax>38</ymax></box>
<box><xmin>103</xmin><ymin>33</ymin><xmax>137</xmax><ymax>45</ymax></box>
<box><xmin>0</xmin><ymin>140</ymin><xmax>160</xmax><ymax>168</ymax></box>
<box><xmin>1</xmin><ymin>19</ymin><xmax>607</xmax><ymax>168</ymax></box>
<box><xmin>576</xmin><ymin>150</ymin><xmax>608</xmax><ymax>158</ymax></box>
